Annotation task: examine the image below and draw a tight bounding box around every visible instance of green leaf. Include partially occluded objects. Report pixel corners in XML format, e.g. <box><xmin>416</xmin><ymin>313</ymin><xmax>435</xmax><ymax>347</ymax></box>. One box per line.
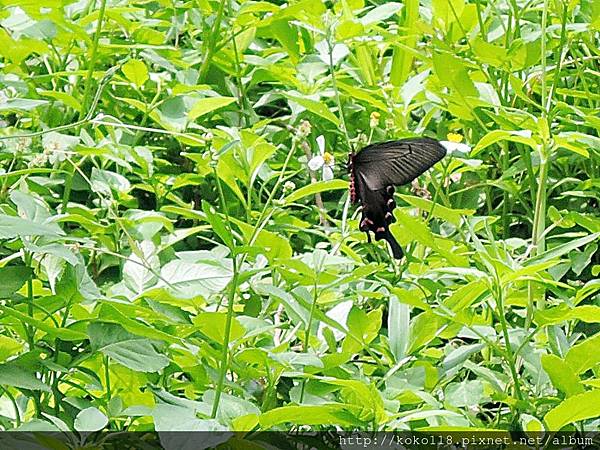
<box><xmin>472</xmin><ymin>130</ymin><xmax>538</xmax><ymax>155</ymax></box>
<box><xmin>91</xmin><ymin>168</ymin><xmax>131</xmax><ymax>195</ymax></box>
<box><xmin>283</xmin><ymin>94</ymin><xmax>340</xmax><ymax>126</ymax></box>
<box><xmin>122</xmin><ymin>59</ymin><xmax>149</xmax><ymax>87</ymax></box>
<box><xmin>526</xmin><ymin>233</ymin><xmax>600</xmax><ymax>266</ymax></box>
<box><xmin>0</xmin><ymin>335</ymin><xmax>23</xmax><ymax>362</ymax></box>
<box><xmin>445</xmin><ymin>380</ymin><xmax>488</xmax><ymax>407</ymax></box>
<box><xmin>188</xmin><ymin>97</ymin><xmax>237</xmax><ymax>121</ymax></box>
<box><xmin>388</xmin><ymin>295</ymin><xmax>410</xmax><ymax>361</ymax></box>
<box><xmin>88</xmin><ymin>322</ymin><xmax>170</xmax><ymax>372</ymax></box>
<box><xmin>359</xmin><ymin>2</ymin><xmax>402</xmax><ymax>25</ymax></box>
<box><xmin>544</xmin><ymin>390</ymin><xmax>600</xmax><ymax>430</ymax></box>
<box><xmin>38</xmin><ymin>90</ymin><xmax>82</xmax><ymax>112</ymax></box>
<box><xmin>74</xmin><ymin>407</ymin><xmax>108</xmax><ymax>432</ymax></box>
<box><xmin>193</xmin><ymin>312</ymin><xmax>245</xmax><ymax>345</ymax></box>
<box><xmin>343</xmin><ymin>307</ymin><xmax>381</xmax><ymax>352</ymax></box>
<box><xmin>407</xmin><ymin>311</ymin><xmax>441</xmax><ymax>355</ymax></box>
<box><xmin>0</xmin><ymin>266</ymin><xmax>32</xmax><ymax>297</ymax></box>
<box><xmin>0</xmin><ymin>214</ymin><xmax>64</xmax><ymax>239</ymax></box>
<box><xmin>157</xmin><ymin>258</ymin><xmax>233</xmax><ymax>299</ymax></box>
<box><xmin>541</xmin><ymin>354</ymin><xmax>584</xmax><ymax>397</ymax></box>
<box><xmin>398</xmin><ymin>194</ymin><xmax>475</xmax><ymax>226</ymax></box>
<box><xmin>0</xmin><ymin>305</ymin><xmax>87</xmax><ymax>341</ymax></box>
<box><xmin>285</xmin><ymin>179</ymin><xmax>348</xmax><ymax>204</ymax></box>
<box><xmin>0</xmin><ymin>363</ymin><xmax>51</xmax><ymax>391</ymax></box>
<box><xmin>202</xmin><ymin>200</ymin><xmax>234</xmax><ymax>249</ymax></box>
<box><xmin>259</xmin><ymin>404</ymin><xmax>360</xmax><ymax>428</ymax></box>
<box><xmin>432</xmin><ymin>52</ymin><xmax>478</xmax><ymax>98</ymax></box>
<box><xmin>565</xmin><ymin>332</ymin><xmax>600</xmax><ymax>374</ymax></box>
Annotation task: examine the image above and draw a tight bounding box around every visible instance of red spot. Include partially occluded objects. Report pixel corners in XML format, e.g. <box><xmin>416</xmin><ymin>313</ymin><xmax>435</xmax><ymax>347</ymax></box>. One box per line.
<box><xmin>375</xmin><ymin>227</ymin><xmax>385</xmax><ymax>233</ymax></box>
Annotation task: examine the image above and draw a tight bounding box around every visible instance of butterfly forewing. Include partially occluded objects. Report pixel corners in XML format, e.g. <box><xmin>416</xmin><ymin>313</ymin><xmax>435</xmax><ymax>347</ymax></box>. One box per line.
<box><xmin>352</xmin><ymin>137</ymin><xmax>446</xmax><ymax>191</ymax></box>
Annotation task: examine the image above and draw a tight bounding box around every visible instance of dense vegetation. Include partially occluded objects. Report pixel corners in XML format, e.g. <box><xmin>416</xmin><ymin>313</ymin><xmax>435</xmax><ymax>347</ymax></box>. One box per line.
<box><xmin>0</xmin><ymin>0</ymin><xmax>599</xmax><ymax>436</ymax></box>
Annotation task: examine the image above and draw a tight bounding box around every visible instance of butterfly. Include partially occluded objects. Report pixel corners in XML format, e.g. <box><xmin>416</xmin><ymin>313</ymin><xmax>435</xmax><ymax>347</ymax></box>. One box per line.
<box><xmin>348</xmin><ymin>137</ymin><xmax>447</xmax><ymax>259</ymax></box>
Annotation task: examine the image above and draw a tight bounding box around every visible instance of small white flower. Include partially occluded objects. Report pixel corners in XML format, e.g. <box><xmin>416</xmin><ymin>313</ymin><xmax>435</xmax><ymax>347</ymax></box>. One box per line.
<box><xmin>308</xmin><ymin>135</ymin><xmax>335</xmax><ymax>181</ymax></box>
<box><xmin>42</xmin><ymin>131</ymin><xmax>80</xmax><ymax>164</ymax></box>
<box><xmin>283</xmin><ymin>180</ymin><xmax>296</xmax><ymax>192</ymax></box>
<box><xmin>440</xmin><ymin>133</ymin><xmax>471</xmax><ymax>156</ymax></box>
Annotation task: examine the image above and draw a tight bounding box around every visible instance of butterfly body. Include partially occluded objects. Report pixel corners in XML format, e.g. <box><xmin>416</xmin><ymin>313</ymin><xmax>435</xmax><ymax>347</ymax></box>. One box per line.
<box><xmin>349</xmin><ymin>137</ymin><xmax>446</xmax><ymax>259</ymax></box>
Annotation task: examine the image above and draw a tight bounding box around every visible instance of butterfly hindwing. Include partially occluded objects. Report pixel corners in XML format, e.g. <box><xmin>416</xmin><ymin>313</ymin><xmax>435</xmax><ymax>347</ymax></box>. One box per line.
<box><xmin>350</xmin><ymin>138</ymin><xmax>446</xmax><ymax>259</ymax></box>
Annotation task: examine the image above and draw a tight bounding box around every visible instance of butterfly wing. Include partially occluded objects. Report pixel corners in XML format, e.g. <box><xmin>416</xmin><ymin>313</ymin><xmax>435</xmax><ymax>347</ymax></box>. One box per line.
<box><xmin>350</xmin><ymin>137</ymin><xmax>446</xmax><ymax>259</ymax></box>
<box><xmin>352</xmin><ymin>137</ymin><xmax>446</xmax><ymax>191</ymax></box>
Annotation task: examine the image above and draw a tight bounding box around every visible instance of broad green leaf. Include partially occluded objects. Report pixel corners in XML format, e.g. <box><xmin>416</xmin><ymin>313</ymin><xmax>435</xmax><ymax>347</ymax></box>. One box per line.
<box><xmin>544</xmin><ymin>390</ymin><xmax>600</xmax><ymax>430</ymax></box>
<box><xmin>188</xmin><ymin>97</ymin><xmax>237</xmax><ymax>121</ymax></box>
<box><xmin>445</xmin><ymin>380</ymin><xmax>488</xmax><ymax>407</ymax></box>
<box><xmin>285</xmin><ymin>179</ymin><xmax>348</xmax><ymax>204</ymax></box>
<box><xmin>259</xmin><ymin>404</ymin><xmax>360</xmax><ymax>428</ymax></box>
<box><xmin>91</xmin><ymin>168</ymin><xmax>131</xmax><ymax>195</ymax></box>
<box><xmin>157</xmin><ymin>258</ymin><xmax>233</xmax><ymax>299</ymax></box>
<box><xmin>336</xmin><ymin>81</ymin><xmax>388</xmax><ymax>111</ymax></box>
<box><xmin>343</xmin><ymin>306</ymin><xmax>381</xmax><ymax>353</ymax></box>
<box><xmin>0</xmin><ymin>335</ymin><xmax>23</xmax><ymax>362</ymax></box>
<box><xmin>193</xmin><ymin>312</ymin><xmax>245</xmax><ymax>345</ymax></box>
<box><xmin>541</xmin><ymin>354</ymin><xmax>584</xmax><ymax>397</ymax></box>
<box><xmin>283</xmin><ymin>94</ymin><xmax>340</xmax><ymax>126</ymax></box>
<box><xmin>398</xmin><ymin>194</ymin><xmax>475</xmax><ymax>226</ymax></box>
<box><xmin>432</xmin><ymin>52</ymin><xmax>478</xmax><ymax>99</ymax></box>
<box><xmin>74</xmin><ymin>407</ymin><xmax>108</xmax><ymax>432</ymax></box>
<box><xmin>0</xmin><ymin>266</ymin><xmax>32</xmax><ymax>297</ymax></box>
<box><xmin>38</xmin><ymin>90</ymin><xmax>81</xmax><ymax>112</ymax></box>
<box><xmin>388</xmin><ymin>295</ymin><xmax>410</xmax><ymax>361</ymax></box>
<box><xmin>88</xmin><ymin>322</ymin><xmax>170</xmax><ymax>372</ymax></box>
<box><xmin>535</xmin><ymin>304</ymin><xmax>600</xmax><ymax>326</ymax></box>
<box><xmin>0</xmin><ymin>214</ymin><xmax>64</xmax><ymax>239</ymax></box>
<box><xmin>122</xmin><ymin>59</ymin><xmax>149</xmax><ymax>87</ymax></box>
<box><xmin>0</xmin><ymin>363</ymin><xmax>51</xmax><ymax>391</ymax></box>
<box><xmin>565</xmin><ymin>333</ymin><xmax>600</xmax><ymax>374</ymax></box>
<box><xmin>407</xmin><ymin>311</ymin><xmax>441</xmax><ymax>355</ymax></box>
<box><xmin>359</xmin><ymin>2</ymin><xmax>402</xmax><ymax>25</ymax></box>
<box><xmin>472</xmin><ymin>130</ymin><xmax>538</xmax><ymax>155</ymax></box>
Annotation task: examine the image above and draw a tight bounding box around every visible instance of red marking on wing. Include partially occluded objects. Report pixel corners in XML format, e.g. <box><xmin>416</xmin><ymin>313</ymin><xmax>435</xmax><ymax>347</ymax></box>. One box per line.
<box><xmin>349</xmin><ymin>169</ymin><xmax>357</xmax><ymax>203</ymax></box>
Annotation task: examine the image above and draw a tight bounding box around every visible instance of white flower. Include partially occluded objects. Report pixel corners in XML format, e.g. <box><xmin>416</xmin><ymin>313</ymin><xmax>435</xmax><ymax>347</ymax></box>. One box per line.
<box><xmin>308</xmin><ymin>135</ymin><xmax>335</xmax><ymax>181</ymax></box>
<box><xmin>283</xmin><ymin>180</ymin><xmax>296</xmax><ymax>192</ymax></box>
<box><xmin>42</xmin><ymin>131</ymin><xmax>80</xmax><ymax>164</ymax></box>
<box><xmin>440</xmin><ymin>133</ymin><xmax>471</xmax><ymax>156</ymax></box>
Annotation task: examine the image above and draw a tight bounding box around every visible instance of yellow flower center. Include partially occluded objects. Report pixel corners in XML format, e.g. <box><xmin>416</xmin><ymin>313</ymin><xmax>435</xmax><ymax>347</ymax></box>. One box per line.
<box><xmin>447</xmin><ymin>132</ymin><xmax>463</xmax><ymax>143</ymax></box>
<box><xmin>323</xmin><ymin>151</ymin><xmax>334</xmax><ymax>165</ymax></box>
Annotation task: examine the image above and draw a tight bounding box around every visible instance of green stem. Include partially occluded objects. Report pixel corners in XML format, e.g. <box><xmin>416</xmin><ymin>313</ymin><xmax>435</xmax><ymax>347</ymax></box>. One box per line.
<box><xmin>62</xmin><ymin>0</ymin><xmax>108</xmax><ymax>211</ymax></box>
<box><xmin>327</xmin><ymin>30</ymin><xmax>351</xmax><ymax>148</ymax></box>
<box><xmin>198</xmin><ymin>0</ymin><xmax>227</xmax><ymax>81</ymax></box>
<box><xmin>526</xmin><ymin>0</ymin><xmax>551</xmax><ymax>328</ymax></box>
<box><xmin>0</xmin><ymin>387</ymin><xmax>21</xmax><ymax>427</ymax></box>
<box><xmin>104</xmin><ymin>355</ymin><xmax>111</xmax><ymax>402</ymax></box>
<box><xmin>495</xmin><ymin>284</ymin><xmax>524</xmax><ymax>402</ymax></box>
<box><xmin>299</xmin><ymin>281</ymin><xmax>319</xmax><ymax>403</ymax></box>
<box><xmin>210</xmin><ymin>163</ymin><xmax>239</xmax><ymax>419</ymax></box>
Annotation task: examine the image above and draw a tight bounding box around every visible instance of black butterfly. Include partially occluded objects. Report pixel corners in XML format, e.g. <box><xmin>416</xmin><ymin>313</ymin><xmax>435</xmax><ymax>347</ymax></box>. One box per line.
<box><xmin>348</xmin><ymin>137</ymin><xmax>447</xmax><ymax>259</ymax></box>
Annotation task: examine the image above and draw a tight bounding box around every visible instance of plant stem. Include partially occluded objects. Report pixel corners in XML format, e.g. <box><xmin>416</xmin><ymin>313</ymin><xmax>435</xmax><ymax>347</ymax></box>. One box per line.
<box><xmin>210</xmin><ymin>162</ymin><xmax>239</xmax><ymax>418</ymax></box>
<box><xmin>62</xmin><ymin>0</ymin><xmax>108</xmax><ymax>211</ymax></box>
<box><xmin>494</xmin><ymin>284</ymin><xmax>524</xmax><ymax>402</ymax></box>
<box><xmin>526</xmin><ymin>0</ymin><xmax>551</xmax><ymax>328</ymax></box>
<box><xmin>299</xmin><ymin>280</ymin><xmax>319</xmax><ymax>403</ymax></box>
<box><xmin>198</xmin><ymin>0</ymin><xmax>227</xmax><ymax>81</ymax></box>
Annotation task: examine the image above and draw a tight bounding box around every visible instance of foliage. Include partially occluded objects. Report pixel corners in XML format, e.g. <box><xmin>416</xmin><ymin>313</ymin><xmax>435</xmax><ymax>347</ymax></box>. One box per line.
<box><xmin>0</xmin><ymin>0</ymin><xmax>599</xmax><ymax>434</ymax></box>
